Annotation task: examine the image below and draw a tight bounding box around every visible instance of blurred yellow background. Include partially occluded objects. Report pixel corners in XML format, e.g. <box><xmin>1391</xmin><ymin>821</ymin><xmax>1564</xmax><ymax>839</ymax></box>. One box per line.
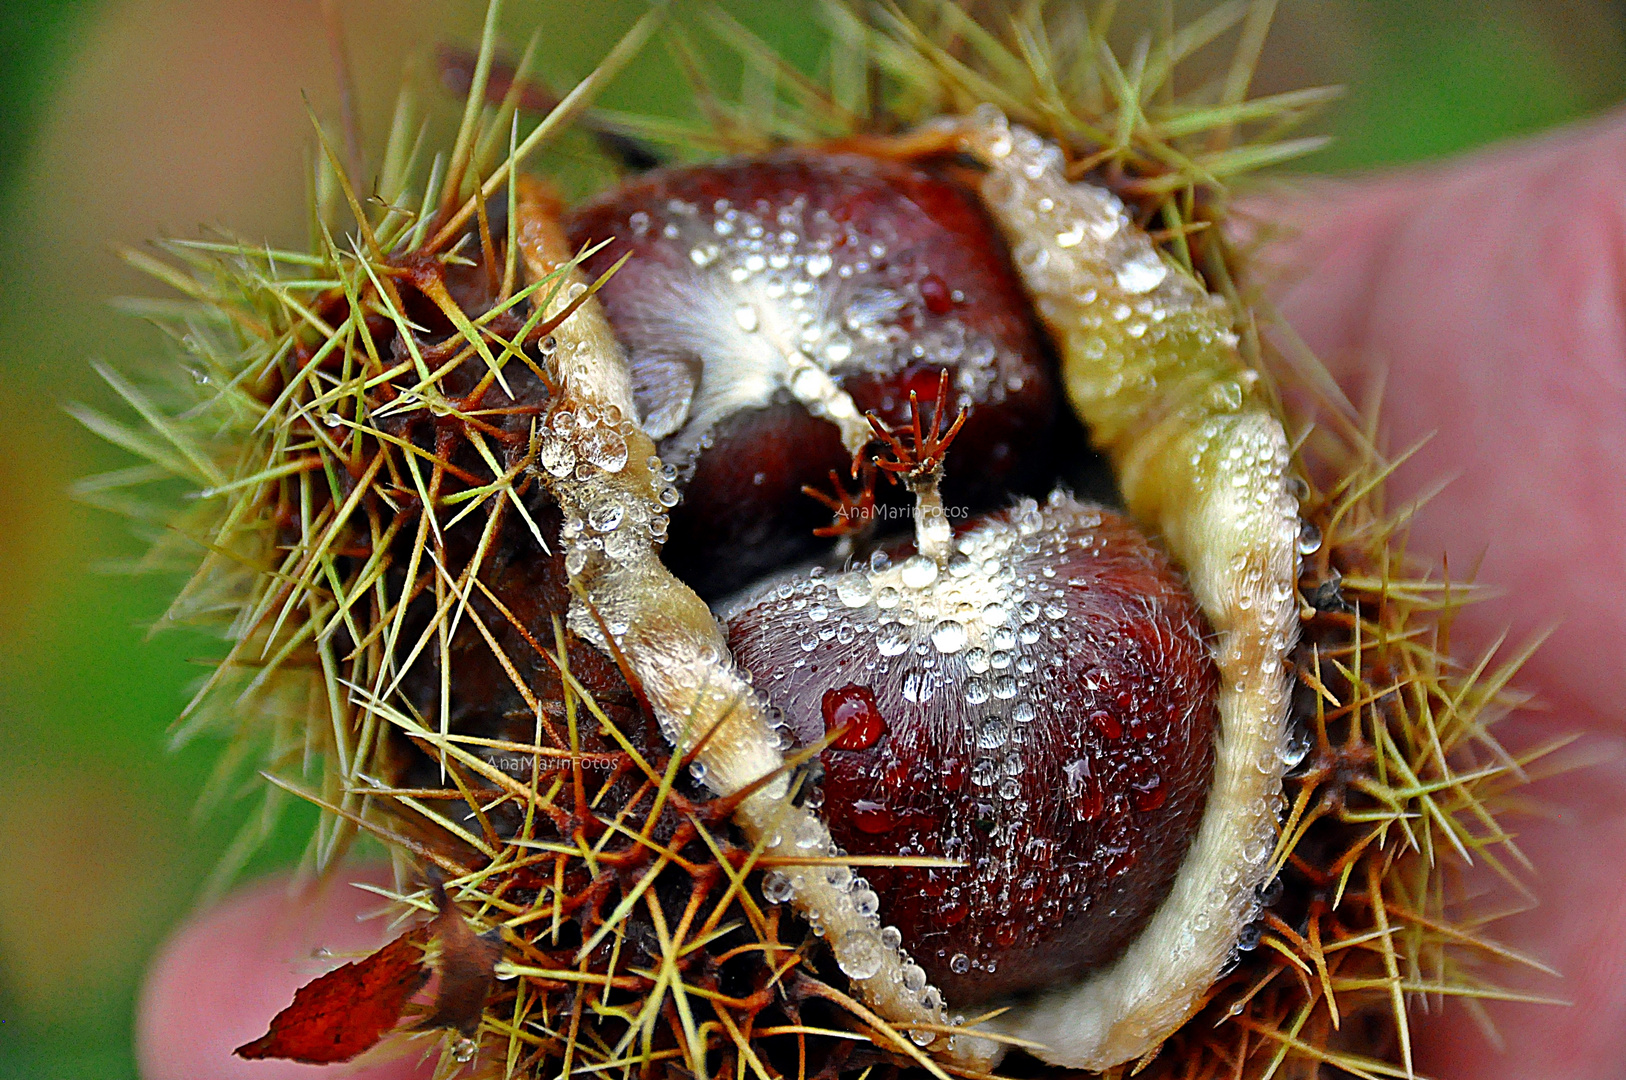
<box><xmin>0</xmin><ymin>1</ymin><xmax>1621</xmax><ymax>1075</ymax></box>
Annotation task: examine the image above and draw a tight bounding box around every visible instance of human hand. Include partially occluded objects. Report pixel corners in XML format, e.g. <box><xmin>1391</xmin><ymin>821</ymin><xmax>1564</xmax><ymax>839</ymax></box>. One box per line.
<box><xmin>1252</xmin><ymin>109</ymin><xmax>1626</xmax><ymax>1080</ymax></box>
<box><xmin>137</xmin><ymin>869</ymin><xmax>433</xmax><ymax>1080</ymax></box>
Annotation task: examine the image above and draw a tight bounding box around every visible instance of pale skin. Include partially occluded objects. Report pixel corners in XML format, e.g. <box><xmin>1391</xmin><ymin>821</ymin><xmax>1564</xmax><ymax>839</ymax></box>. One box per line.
<box><xmin>137</xmin><ymin>113</ymin><xmax>1626</xmax><ymax>1080</ymax></box>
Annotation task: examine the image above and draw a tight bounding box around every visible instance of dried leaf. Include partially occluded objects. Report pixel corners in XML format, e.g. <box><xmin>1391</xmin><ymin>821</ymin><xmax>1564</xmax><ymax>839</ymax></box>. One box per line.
<box><xmin>234</xmin><ymin>925</ymin><xmax>430</xmax><ymax>1064</ymax></box>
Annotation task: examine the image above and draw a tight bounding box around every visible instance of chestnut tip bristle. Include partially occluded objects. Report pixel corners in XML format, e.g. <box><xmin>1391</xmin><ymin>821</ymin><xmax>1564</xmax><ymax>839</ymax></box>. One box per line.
<box><xmin>804</xmin><ymin>465</ymin><xmax>879</xmax><ymax>539</ymax></box>
<box><xmin>864</xmin><ymin>369</ymin><xmax>970</xmax><ymax>482</ymax></box>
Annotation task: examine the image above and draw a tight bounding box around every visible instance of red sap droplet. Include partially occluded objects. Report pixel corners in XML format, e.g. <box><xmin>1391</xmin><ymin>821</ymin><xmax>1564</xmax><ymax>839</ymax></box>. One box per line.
<box><xmin>940</xmin><ymin>899</ymin><xmax>969</xmax><ymax>925</ymax></box>
<box><xmin>1075</xmin><ymin>783</ymin><xmax>1104</xmax><ymax>821</ymax></box>
<box><xmin>851</xmin><ymin>798</ymin><xmax>898</xmax><ymax>834</ymax></box>
<box><xmin>919</xmin><ymin>273</ymin><xmax>954</xmax><ymax>315</ymax></box>
<box><xmin>1090</xmin><ymin>708</ymin><xmax>1123</xmax><ymax>740</ymax></box>
<box><xmin>822</xmin><ymin>684</ymin><xmax>887</xmax><ymax>749</ymax></box>
<box><xmin>993</xmin><ymin>921</ymin><xmax>1020</xmax><ymax>947</ymax></box>
<box><xmin>1131</xmin><ymin>772</ymin><xmax>1166</xmax><ymax>811</ymax></box>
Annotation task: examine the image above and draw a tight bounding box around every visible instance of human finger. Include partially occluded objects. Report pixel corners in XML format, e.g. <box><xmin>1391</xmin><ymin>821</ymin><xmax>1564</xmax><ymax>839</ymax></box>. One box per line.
<box><xmin>136</xmin><ymin>867</ymin><xmax>434</xmax><ymax>1080</ymax></box>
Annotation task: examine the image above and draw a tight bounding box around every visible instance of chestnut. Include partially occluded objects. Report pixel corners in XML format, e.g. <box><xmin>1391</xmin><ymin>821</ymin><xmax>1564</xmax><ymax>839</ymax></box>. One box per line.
<box><xmin>564</xmin><ymin>152</ymin><xmax>1058</xmax><ymax>597</ymax></box>
<box><xmin>723</xmin><ymin>493</ymin><xmax>1218</xmax><ymax>1003</ymax></box>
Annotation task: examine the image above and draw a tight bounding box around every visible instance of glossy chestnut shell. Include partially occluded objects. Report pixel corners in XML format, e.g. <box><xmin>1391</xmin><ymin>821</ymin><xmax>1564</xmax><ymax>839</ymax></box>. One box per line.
<box><xmin>565</xmin><ymin>152</ymin><xmax>1058</xmax><ymax>597</ymax></box>
<box><xmin>724</xmin><ymin>497</ymin><xmax>1218</xmax><ymax>1002</ymax></box>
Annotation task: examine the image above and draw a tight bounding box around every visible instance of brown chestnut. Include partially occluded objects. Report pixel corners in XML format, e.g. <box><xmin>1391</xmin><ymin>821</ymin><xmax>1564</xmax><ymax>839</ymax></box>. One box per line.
<box><xmin>564</xmin><ymin>152</ymin><xmax>1058</xmax><ymax>597</ymax></box>
<box><xmin>723</xmin><ymin>493</ymin><xmax>1217</xmax><ymax>1003</ymax></box>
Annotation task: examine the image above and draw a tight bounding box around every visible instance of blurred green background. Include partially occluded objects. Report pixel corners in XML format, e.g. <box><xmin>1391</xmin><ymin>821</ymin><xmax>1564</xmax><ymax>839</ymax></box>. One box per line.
<box><xmin>0</xmin><ymin>1</ymin><xmax>1622</xmax><ymax>1076</ymax></box>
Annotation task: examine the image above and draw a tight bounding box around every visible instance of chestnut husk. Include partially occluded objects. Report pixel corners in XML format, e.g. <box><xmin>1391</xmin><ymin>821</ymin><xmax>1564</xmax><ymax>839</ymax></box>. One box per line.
<box><xmin>82</xmin><ymin>4</ymin><xmax>1553</xmax><ymax>1079</ymax></box>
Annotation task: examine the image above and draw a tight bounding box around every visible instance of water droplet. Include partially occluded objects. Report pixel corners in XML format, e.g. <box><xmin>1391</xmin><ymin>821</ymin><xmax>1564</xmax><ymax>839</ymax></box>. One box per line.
<box><xmin>1238</xmin><ymin>921</ymin><xmax>1263</xmax><ymax>952</ymax></box>
<box><xmin>1279</xmin><ymin>723</ymin><xmax>1312</xmax><ymax>769</ymax></box>
<box><xmin>539</xmin><ymin>436</ymin><xmax>575</xmax><ymax>477</ymax></box>
<box><xmin>795</xmin><ymin>817</ymin><xmax>828</xmax><ymax>850</ymax></box>
<box><xmin>977</xmin><ymin>716</ymin><xmax>1010</xmax><ymax>750</ymax></box>
<box><xmin>900</xmin><ymin>556</ymin><xmax>939</xmax><ymax>589</ymax></box>
<box><xmin>1297</xmin><ymin>520</ymin><xmax>1323</xmax><ymax>555</ymax></box>
<box><xmin>1064</xmin><ymin>758</ymin><xmax>1103</xmax><ymax>820</ymax></box>
<box><xmin>837</xmin><ymin>575</ymin><xmax>873</xmax><ymax>607</ymax></box>
<box><xmin>901</xmin><ymin>668</ymin><xmax>931</xmax><ymax>703</ymax></box>
<box><xmin>762</xmin><ymin>870</ymin><xmax>794</xmax><ymax>903</ymax></box>
<box><xmin>734</xmin><ymin>303</ymin><xmax>760</xmax><ymax>332</ymax></box>
<box><xmin>587</xmin><ymin>499</ymin><xmax>624</xmax><ymax>533</ymax></box>
<box><xmin>1116</xmin><ymin>253</ymin><xmax>1168</xmax><ymax>294</ymax></box>
<box><xmin>930</xmin><ymin>619</ymin><xmax>967</xmax><ymax>654</ymax></box>
<box><xmin>1091</xmin><ymin>709</ymin><xmax>1123</xmax><ymax>739</ymax></box>
<box><xmin>838</xmin><ymin>929</ymin><xmax>884</xmax><ymax>980</ymax></box>
<box><xmin>578</xmin><ymin>427</ymin><xmax>629</xmax><ymax>472</ymax></box>
<box><xmin>919</xmin><ymin>273</ymin><xmax>954</xmax><ymax>315</ymax></box>
<box><xmin>949</xmin><ymin>952</ymin><xmax>971</xmax><ymax>974</ymax></box>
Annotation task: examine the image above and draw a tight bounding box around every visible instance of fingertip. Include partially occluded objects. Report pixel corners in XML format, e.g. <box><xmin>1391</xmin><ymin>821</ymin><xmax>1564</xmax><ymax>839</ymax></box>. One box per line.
<box><xmin>136</xmin><ymin>867</ymin><xmax>435</xmax><ymax>1080</ymax></box>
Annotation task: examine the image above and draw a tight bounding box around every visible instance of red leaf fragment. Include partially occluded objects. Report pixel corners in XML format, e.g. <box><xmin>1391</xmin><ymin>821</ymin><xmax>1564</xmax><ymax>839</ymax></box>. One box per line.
<box><xmin>234</xmin><ymin>924</ymin><xmax>431</xmax><ymax>1064</ymax></box>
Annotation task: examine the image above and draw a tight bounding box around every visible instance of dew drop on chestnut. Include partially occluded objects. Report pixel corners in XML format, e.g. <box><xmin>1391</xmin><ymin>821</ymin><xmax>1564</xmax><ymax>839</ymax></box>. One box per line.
<box><xmin>822</xmin><ymin>683</ymin><xmax>888</xmax><ymax>750</ymax></box>
<box><xmin>724</xmin><ymin>495</ymin><xmax>1219</xmax><ymax>1003</ymax></box>
<box><xmin>919</xmin><ymin>272</ymin><xmax>954</xmax><ymax>315</ymax></box>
